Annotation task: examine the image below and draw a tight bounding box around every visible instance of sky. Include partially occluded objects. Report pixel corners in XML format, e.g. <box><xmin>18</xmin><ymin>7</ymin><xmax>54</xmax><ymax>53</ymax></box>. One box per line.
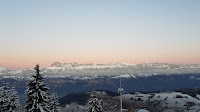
<box><xmin>0</xmin><ymin>0</ymin><xmax>200</xmax><ymax>69</ymax></box>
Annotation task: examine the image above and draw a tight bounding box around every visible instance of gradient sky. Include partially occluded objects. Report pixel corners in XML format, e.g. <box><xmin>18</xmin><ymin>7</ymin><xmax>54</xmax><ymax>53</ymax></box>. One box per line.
<box><xmin>0</xmin><ymin>0</ymin><xmax>200</xmax><ymax>69</ymax></box>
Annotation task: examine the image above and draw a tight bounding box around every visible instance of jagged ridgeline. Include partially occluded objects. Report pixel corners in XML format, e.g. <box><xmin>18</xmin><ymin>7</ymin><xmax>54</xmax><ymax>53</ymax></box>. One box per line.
<box><xmin>0</xmin><ymin>62</ymin><xmax>200</xmax><ymax>79</ymax></box>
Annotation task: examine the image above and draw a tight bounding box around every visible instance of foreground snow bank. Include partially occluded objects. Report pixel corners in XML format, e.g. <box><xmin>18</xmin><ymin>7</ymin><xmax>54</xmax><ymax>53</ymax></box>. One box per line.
<box><xmin>138</xmin><ymin>109</ymin><xmax>148</xmax><ymax>112</ymax></box>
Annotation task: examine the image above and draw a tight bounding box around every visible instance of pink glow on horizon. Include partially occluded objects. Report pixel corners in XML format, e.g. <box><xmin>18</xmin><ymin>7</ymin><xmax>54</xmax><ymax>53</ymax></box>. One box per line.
<box><xmin>2</xmin><ymin>59</ymin><xmax>200</xmax><ymax>70</ymax></box>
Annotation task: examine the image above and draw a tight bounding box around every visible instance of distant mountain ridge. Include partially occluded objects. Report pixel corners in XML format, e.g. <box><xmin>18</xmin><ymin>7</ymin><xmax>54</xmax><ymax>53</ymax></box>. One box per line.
<box><xmin>50</xmin><ymin>62</ymin><xmax>200</xmax><ymax>69</ymax></box>
<box><xmin>0</xmin><ymin>62</ymin><xmax>200</xmax><ymax>80</ymax></box>
<box><xmin>50</xmin><ymin>62</ymin><xmax>137</xmax><ymax>69</ymax></box>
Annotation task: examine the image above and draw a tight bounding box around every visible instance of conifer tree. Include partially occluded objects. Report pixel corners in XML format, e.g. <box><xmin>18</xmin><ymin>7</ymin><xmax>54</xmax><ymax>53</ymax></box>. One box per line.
<box><xmin>25</xmin><ymin>64</ymin><xmax>50</xmax><ymax>112</ymax></box>
<box><xmin>7</xmin><ymin>89</ymin><xmax>20</xmax><ymax>112</ymax></box>
<box><xmin>87</xmin><ymin>92</ymin><xmax>102</xmax><ymax>112</ymax></box>
<box><xmin>50</xmin><ymin>89</ymin><xmax>60</xmax><ymax>112</ymax></box>
<box><xmin>0</xmin><ymin>81</ymin><xmax>20</xmax><ymax>112</ymax></box>
<box><xmin>0</xmin><ymin>81</ymin><xmax>10</xmax><ymax>111</ymax></box>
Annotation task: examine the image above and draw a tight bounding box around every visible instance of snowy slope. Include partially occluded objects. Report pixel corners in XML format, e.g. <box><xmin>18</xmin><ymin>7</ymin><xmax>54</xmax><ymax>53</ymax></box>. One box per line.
<box><xmin>122</xmin><ymin>92</ymin><xmax>200</xmax><ymax>111</ymax></box>
<box><xmin>138</xmin><ymin>109</ymin><xmax>149</xmax><ymax>112</ymax></box>
<box><xmin>149</xmin><ymin>92</ymin><xmax>200</xmax><ymax>108</ymax></box>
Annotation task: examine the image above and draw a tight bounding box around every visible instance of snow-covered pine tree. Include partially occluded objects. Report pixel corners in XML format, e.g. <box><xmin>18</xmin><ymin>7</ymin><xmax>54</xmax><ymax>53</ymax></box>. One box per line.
<box><xmin>50</xmin><ymin>89</ymin><xmax>60</xmax><ymax>112</ymax></box>
<box><xmin>25</xmin><ymin>64</ymin><xmax>50</xmax><ymax>112</ymax></box>
<box><xmin>87</xmin><ymin>92</ymin><xmax>102</xmax><ymax>112</ymax></box>
<box><xmin>0</xmin><ymin>81</ymin><xmax>20</xmax><ymax>112</ymax></box>
<box><xmin>7</xmin><ymin>89</ymin><xmax>20</xmax><ymax>112</ymax></box>
<box><xmin>0</xmin><ymin>81</ymin><xmax>10</xmax><ymax>111</ymax></box>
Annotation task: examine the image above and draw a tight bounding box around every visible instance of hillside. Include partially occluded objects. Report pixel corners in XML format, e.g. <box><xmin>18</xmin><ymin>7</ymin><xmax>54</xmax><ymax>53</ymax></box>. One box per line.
<box><xmin>60</xmin><ymin>90</ymin><xmax>200</xmax><ymax>112</ymax></box>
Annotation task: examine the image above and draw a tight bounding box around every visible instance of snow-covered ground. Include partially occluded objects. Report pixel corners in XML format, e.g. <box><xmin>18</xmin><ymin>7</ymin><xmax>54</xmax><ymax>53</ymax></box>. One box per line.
<box><xmin>61</xmin><ymin>103</ymin><xmax>86</xmax><ymax>112</ymax></box>
<box><xmin>149</xmin><ymin>92</ymin><xmax>200</xmax><ymax>108</ymax></box>
<box><xmin>138</xmin><ymin>109</ymin><xmax>149</xmax><ymax>112</ymax></box>
<box><xmin>121</xmin><ymin>92</ymin><xmax>200</xmax><ymax>112</ymax></box>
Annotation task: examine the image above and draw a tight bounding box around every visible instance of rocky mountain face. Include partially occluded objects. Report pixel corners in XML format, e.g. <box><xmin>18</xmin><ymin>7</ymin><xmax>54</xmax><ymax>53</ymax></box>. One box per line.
<box><xmin>0</xmin><ymin>62</ymin><xmax>200</xmax><ymax>79</ymax></box>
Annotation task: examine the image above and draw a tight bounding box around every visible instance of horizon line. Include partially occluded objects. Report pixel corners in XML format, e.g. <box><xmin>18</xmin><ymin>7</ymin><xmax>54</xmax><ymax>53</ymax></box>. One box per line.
<box><xmin>1</xmin><ymin>61</ymin><xmax>200</xmax><ymax>70</ymax></box>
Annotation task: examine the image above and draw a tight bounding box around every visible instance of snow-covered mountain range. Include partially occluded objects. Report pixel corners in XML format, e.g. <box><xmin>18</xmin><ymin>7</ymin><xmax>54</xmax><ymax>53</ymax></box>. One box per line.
<box><xmin>0</xmin><ymin>62</ymin><xmax>200</xmax><ymax>79</ymax></box>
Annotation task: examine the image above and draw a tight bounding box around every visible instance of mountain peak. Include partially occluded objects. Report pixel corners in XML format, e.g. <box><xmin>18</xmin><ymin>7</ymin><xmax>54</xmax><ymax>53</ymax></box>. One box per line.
<box><xmin>0</xmin><ymin>66</ymin><xmax>7</xmax><ymax>71</ymax></box>
<box><xmin>51</xmin><ymin>62</ymin><xmax>79</xmax><ymax>67</ymax></box>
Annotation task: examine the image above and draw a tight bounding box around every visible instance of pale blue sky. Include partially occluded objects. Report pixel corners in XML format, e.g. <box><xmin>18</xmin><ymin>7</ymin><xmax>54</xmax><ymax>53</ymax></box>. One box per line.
<box><xmin>0</xmin><ymin>0</ymin><xmax>200</xmax><ymax>69</ymax></box>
